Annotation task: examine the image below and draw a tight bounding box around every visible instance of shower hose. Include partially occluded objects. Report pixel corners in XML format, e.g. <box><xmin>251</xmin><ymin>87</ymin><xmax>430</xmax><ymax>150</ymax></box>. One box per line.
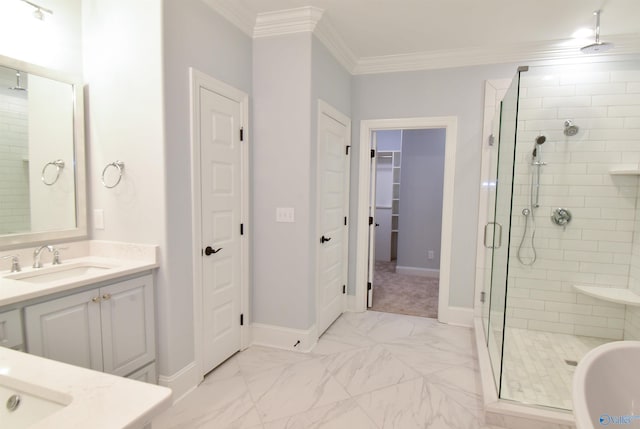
<box><xmin>517</xmin><ymin>169</ymin><xmax>538</xmax><ymax>265</ymax></box>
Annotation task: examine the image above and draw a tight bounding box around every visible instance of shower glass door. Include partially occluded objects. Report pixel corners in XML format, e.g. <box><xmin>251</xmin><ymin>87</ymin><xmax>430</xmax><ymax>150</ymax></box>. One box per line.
<box><xmin>486</xmin><ymin>71</ymin><xmax>521</xmax><ymax>393</ymax></box>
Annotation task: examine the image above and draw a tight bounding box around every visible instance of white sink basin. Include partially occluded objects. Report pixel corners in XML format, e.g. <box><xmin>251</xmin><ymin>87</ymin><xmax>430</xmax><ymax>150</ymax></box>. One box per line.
<box><xmin>573</xmin><ymin>341</ymin><xmax>640</xmax><ymax>429</ymax></box>
<box><xmin>4</xmin><ymin>262</ymin><xmax>114</xmax><ymax>284</ymax></box>
<box><xmin>0</xmin><ymin>374</ymin><xmax>71</xmax><ymax>428</ymax></box>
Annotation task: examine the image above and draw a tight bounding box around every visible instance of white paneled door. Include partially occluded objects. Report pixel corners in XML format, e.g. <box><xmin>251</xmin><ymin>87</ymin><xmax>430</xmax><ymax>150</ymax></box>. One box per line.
<box><xmin>317</xmin><ymin>101</ymin><xmax>351</xmax><ymax>336</ymax></box>
<box><xmin>200</xmin><ymin>86</ymin><xmax>243</xmax><ymax>374</ymax></box>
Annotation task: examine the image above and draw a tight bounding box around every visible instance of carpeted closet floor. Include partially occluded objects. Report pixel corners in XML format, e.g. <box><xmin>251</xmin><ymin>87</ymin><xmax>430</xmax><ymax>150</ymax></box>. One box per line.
<box><xmin>370</xmin><ymin>260</ymin><xmax>439</xmax><ymax>318</ymax></box>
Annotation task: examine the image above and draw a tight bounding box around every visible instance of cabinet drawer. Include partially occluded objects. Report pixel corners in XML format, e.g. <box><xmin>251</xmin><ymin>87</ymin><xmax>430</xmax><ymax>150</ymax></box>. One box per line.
<box><xmin>0</xmin><ymin>309</ymin><xmax>23</xmax><ymax>349</ymax></box>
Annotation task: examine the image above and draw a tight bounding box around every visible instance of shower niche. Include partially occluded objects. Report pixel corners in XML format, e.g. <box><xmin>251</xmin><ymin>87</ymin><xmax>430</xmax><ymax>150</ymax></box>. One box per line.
<box><xmin>476</xmin><ymin>59</ymin><xmax>640</xmax><ymax>418</ymax></box>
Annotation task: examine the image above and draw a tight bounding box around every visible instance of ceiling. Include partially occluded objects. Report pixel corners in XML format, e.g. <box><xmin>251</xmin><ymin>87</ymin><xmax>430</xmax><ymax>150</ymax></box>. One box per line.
<box><xmin>206</xmin><ymin>0</ymin><xmax>640</xmax><ymax>73</ymax></box>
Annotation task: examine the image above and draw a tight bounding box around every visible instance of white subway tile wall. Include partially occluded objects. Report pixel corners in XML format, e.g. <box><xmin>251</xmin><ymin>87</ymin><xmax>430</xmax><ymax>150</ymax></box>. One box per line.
<box><xmin>0</xmin><ymin>70</ymin><xmax>30</xmax><ymax>234</ymax></box>
<box><xmin>507</xmin><ymin>67</ymin><xmax>640</xmax><ymax>340</ymax></box>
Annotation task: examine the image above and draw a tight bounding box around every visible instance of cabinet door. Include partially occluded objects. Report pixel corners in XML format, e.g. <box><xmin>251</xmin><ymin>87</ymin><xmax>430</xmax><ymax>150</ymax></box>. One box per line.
<box><xmin>0</xmin><ymin>309</ymin><xmax>24</xmax><ymax>350</ymax></box>
<box><xmin>25</xmin><ymin>290</ymin><xmax>102</xmax><ymax>371</ymax></box>
<box><xmin>100</xmin><ymin>275</ymin><xmax>155</xmax><ymax>377</ymax></box>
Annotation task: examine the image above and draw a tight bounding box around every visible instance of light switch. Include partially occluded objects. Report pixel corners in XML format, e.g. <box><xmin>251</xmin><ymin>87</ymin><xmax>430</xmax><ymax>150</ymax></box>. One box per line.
<box><xmin>276</xmin><ymin>207</ymin><xmax>295</xmax><ymax>223</ymax></box>
<box><xmin>94</xmin><ymin>209</ymin><xmax>105</xmax><ymax>230</ymax></box>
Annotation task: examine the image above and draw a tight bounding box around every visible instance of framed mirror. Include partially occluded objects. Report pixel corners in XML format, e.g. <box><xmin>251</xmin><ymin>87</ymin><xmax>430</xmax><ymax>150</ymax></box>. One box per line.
<box><xmin>0</xmin><ymin>55</ymin><xmax>86</xmax><ymax>249</ymax></box>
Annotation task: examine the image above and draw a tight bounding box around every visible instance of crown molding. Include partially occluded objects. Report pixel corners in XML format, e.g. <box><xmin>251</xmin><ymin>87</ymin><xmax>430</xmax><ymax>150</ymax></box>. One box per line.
<box><xmin>314</xmin><ymin>16</ymin><xmax>358</xmax><ymax>73</ymax></box>
<box><xmin>201</xmin><ymin>0</ymin><xmax>254</xmax><ymax>37</ymax></box>
<box><xmin>353</xmin><ymin>34</ymin><xmax>640</xmax><ymax>75</ymax></box>
<box><xmin>253</xmin><ymin>6</ymin><xmax>324</xmax><ymax>39</ymax></box>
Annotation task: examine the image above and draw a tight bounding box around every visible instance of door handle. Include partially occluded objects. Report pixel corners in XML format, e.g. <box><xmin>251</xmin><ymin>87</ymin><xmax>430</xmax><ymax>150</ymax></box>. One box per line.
<box><xmin>204</xmin><ymin>246</ymin><xmax>222</xmax><ymax>255</ymax></box>
<box><xmin>483</xmin><ymin>222</ymin><xmax>502</xmax><ymax>249</ymax></box>
<box><xmin>320</xmin><ymin>235</ymin><xmax>332</xmax><ymax>244</ymax></box>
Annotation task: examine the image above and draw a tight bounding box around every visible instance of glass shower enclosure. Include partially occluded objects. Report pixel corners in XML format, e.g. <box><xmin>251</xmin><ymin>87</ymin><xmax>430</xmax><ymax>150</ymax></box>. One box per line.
<box><xmin>481</xmin><ymin>59</ymin><xmax>640</xmax><ymax>411</ymax></box>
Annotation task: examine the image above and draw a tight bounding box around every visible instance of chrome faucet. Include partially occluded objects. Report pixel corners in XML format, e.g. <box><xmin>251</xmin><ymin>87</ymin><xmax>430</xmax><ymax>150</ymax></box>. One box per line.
<box><xmin>1</xmin><ymin>255</ymin><xmax>21</xmax><ymax>273</ymax></box>
<box><xmin>33</xmin><ymin>245</ymin><xmax>54</xmax><ymax>268</ymax></box>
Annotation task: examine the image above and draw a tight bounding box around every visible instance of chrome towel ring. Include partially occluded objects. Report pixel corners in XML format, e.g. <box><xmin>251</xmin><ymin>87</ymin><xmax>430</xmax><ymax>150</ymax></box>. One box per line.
<box><xmin>41</xmin><ymin>159</ymin><xmax>65</xmax><ymax>186</ymax></box>
<box><xmin>102</xmin><ymin>161</ymin><xmax>125</xmax><ymax>189</ymax></box>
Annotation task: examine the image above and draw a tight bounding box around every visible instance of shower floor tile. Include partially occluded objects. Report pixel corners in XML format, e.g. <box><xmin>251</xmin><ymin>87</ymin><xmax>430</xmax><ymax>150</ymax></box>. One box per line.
<box><xmin>500</xmin><ymin>328</ymin><xmax>610</xmax><ymax>410</ymax></box>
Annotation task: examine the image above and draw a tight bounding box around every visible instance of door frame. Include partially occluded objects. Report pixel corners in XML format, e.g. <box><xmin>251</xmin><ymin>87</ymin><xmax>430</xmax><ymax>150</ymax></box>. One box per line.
<box><xmin>354</xmin><ymin>116</ymin><xmax>459</xmax><ymax>324</ymax></box>
<box><xmin>315</xmin><ymin>99</ymin><xmax>351</xmax><ymax>335</ymax></box>
<box><xmin>189</xmin><ymin>68</ymin><xmax>250</xmax><ymax>381</ymax></box>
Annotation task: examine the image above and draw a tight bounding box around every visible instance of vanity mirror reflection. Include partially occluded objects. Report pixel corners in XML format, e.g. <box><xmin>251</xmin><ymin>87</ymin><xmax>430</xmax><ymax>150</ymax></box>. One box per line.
<box><xmin>0</xmin><ymin>55</ymin><xmax>86</xmax><ymax>248</ymax></box>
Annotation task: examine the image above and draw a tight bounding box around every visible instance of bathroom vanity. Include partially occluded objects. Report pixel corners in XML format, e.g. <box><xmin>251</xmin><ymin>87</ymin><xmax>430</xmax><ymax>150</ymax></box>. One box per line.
<box><xmin>0</xmin><ymin>240</ymin><xmax>170</xmax><ymax>427</ymax></box>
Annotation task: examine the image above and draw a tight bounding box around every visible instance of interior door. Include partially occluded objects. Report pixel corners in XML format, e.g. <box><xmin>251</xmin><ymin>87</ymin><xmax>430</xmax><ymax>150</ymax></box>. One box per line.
<box><xmin>317</xmin><ymin>105</ymin><xmax>350</xmax><ymax>335</ymax></box>
<box><xmin>200</xmin><ymin>86</ymin><xmax>242</xmax><ymax>374</ymax></box>
<box><xmin>367</xmin><ymin>132</ymin><xmax>378</xmax><ymax>307</ymax></box>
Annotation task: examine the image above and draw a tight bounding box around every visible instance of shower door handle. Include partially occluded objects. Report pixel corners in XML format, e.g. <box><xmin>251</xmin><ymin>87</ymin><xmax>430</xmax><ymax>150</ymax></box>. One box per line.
<box><xmin>483</xmin><ymin>222</ymin><xmax>502</xmax><ymax>249</ymax></box>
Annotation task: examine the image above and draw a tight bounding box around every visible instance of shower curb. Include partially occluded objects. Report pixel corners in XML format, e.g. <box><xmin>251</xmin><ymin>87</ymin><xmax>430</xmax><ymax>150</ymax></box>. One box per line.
<box><xmin>473</xmin><ymin>318</ymin><xmax>576</xmax><ymax>429</ymax></box>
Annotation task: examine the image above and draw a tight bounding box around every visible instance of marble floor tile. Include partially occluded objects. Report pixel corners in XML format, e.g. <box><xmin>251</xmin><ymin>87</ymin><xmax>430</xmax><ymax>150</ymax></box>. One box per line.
<box><xmin>321</xmin><ymin>344</ymin><xmax>420</xmax><ymax>396</ymax></box>
<box><xmin>154</xmin><ymin>374</ymin><xmax>260</xmax><ymax>429</ymax></box>
<box><xmin>236</xmin><ymin>345</ymin><xmax>313</xmax><ymax>377</ymax></box>
<box><xmin>263</xmin><ymin>398</ymin><xmax>377</xmax><ymax>429</ymax></box>
<box><xmin>152</xmin><ymin>311</ymin><xmax>571</xmax><ymax>429</ymax></box>
<box><xmin>355</xmin><ymin>377</ymin><xmax>482</xmax><ymax>429</ymax></box>
<box><xmin>245</xmin><ymin>358</ymin><xmax>350</xmax><ymax>423</ymax></box>
<box><xmin>341</xmin><ymin>310</ymin><xmax>439</xmax><ymax>343</ymax></box>
<box><xmin>311</xmin><ymin>317</ymin><xmax>377</xmax><ymax>356</ymax></box>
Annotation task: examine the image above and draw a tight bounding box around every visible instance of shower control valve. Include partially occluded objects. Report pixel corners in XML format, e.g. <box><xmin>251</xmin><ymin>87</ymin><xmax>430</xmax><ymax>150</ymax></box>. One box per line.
<box><xmin>551</xmin><ymin>208</ymin><xmax>572</xmax><ymax>230</ymax></box>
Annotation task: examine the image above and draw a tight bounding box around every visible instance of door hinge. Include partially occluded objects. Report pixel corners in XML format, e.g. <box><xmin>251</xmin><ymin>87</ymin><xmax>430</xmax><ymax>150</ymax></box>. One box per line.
<box><xmin>369</xmin><ymin>216</ymin><xmax>373</xmax><ymax>226</ymax></box>
<box><xmin>344</xmin><ymin>216</ymin><xmax>347</xmax><ymax>226</ymax></box>
<box><xmin>240</xmin><ymin>313</ymin><xmax>244</xmax><ymax>326</ymax></box>
<box><xmin>345</xmin><ymin>145</ymin><xmax>351</xmax><ymax>155</ymax></box>
<box><xmin>240</xmin><ymin>223</ymin><xmax>244</xmax><ymax>235</ymax></box>
<box><xmin>240</xmin><ymin>127</ymin><xmax>244</xmax><ymax>141</ymax></box>
<box><xmin>480</xmin><ymin>291</ymin><xmax>486</xmax><ymax>303</ymax></box>
<box><xmin>370</xmin><ymin>149</ymin><xmax>375</xmax><ymax>158</ymax></box>
<box><xmin>367</xmin><ymin>282</ymin><xmax>372</xmax><ymax>290</ymax></box>
<box><xmin>342</xmin><ymin>285</ymin><xmax>346</xmax><ymax>294</ymax></box>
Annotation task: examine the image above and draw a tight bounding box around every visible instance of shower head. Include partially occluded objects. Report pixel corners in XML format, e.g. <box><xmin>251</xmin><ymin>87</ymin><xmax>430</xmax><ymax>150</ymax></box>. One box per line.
<box><xmin>8</xmin><ymin>71</ymin><xmax>27</xmax><ymax>91</ymax></box>
<box><xmin>581</xmin><ymin>10</ymin><xmax>614</xmax><ymax>54</ymax></box>
<box><xmin>535</xmin><ymin>135</ymin><xmax>546</xmax><ymax>145</ymax></box>
<box><xmin>564</xmin><ymin>120</ymin><xmax>579</xmax><ymax>136</ymax></box>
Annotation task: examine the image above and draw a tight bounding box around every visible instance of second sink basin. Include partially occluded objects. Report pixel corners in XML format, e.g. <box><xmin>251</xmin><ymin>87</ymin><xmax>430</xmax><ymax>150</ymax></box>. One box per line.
<box><xmin>5</xmin><ymin>262</ymin><xmax>114</xmax><ymax>284</ymax></box>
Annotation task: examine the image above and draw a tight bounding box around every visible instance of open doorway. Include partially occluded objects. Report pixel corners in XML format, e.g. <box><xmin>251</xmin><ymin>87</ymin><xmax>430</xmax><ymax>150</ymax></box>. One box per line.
<box><xmin>370</xmin><ymin>129</ymin><xmax>445</xmax><ymax>318</ymax></box>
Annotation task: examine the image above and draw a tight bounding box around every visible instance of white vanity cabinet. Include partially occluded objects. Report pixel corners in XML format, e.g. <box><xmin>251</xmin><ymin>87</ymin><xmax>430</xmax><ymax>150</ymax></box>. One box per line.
<box><xmin>0</xmin><ymin>309</ymin><xmax>24</xmax><ymax>350</ymax></box>
<box><xmin>25</xmin><ymin>274</ymin><xmax>156</xmax><ymax>379</ymax></box>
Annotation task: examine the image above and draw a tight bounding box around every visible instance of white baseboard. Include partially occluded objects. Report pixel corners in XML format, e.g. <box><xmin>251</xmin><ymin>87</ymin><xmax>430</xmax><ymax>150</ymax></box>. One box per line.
<box><xmin>438</xmin><ymin>305</ymin><xmax>473</xmax><ymax>327</ymax></box>
<box><xmin>158</xmin><ymin>361</ymin><xmax>201</xmax><ymax>404</ymax></box>
<box><xmin>252</xmin><ymin>323</ymin><xmax>318</xmax><ymax>353</ymax></box>
<box><xmin>395</xmin><ymin>265</ymin><xmax>440</xmax><ymax>278</ymax></box>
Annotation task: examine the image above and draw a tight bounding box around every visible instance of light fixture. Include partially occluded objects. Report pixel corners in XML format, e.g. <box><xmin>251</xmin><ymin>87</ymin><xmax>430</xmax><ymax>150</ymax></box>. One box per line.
<box><xmin>20</xmin><ymin>0</ymin><xmax>53</xmax><ymax>20</ymax></box>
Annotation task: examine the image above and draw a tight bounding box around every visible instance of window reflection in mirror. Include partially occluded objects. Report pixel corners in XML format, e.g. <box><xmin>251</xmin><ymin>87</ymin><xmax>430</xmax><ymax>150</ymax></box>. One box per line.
<box><xmin>0</xmin><ymin>59</ymin><xmax>86</xmax><ymax>248</ymax></box>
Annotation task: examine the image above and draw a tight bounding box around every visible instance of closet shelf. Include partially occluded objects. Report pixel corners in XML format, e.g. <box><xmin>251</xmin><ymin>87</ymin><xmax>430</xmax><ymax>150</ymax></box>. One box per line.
<box><xmin>573</xmin><ymin>285</ymin><xmax>640</xmax><ymax>306</ymax></box>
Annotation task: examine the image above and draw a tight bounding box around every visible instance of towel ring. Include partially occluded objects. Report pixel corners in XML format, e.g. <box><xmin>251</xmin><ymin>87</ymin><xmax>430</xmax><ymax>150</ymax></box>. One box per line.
<box><xmin>41</xmin><ymin>160</ymin><xmax>65</xmax><ymax>186</ymax></box>
<box><xmin>101</xmin><ymin>161</ymin><xmax>125</xmax><ymax>189</ymax></box>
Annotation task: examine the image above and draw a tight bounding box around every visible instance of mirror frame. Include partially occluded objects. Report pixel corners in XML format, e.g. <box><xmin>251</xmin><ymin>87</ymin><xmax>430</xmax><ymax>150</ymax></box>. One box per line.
<box><xmin>0</xmin><ymin>54</ymin><xmax>87</xmax><ymax>249</ymax></box>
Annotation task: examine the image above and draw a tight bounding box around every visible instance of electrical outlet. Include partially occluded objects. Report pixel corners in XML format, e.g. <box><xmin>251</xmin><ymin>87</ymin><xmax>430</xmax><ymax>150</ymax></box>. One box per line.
<box><xmin>428</xmin><ymin>250</ymin><xmax>434</xmax><ymax>260</ymax></box>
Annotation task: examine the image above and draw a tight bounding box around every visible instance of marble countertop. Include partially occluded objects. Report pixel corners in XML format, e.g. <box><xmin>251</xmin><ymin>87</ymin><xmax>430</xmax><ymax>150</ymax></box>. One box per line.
<box><xmin>0</xmin><ymin>346</ymin><xmax>172</xmax><ymax>428</ymax></box>
<box><xmin>0</xmin><ymin>241</ymin><xmax>158</xmax><ymax>307</ymax></box>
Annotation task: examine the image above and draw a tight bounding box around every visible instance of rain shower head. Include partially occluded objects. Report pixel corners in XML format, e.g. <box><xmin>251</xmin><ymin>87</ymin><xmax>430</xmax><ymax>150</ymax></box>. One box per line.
<box><xmin>581</xmin><ymin>10</ymin><xmax>614</xmax><ymax>54</ymax></box>
<box><xmin>564</xmin><ymin>120</ymin><xmax>579</xmax><ymax>136</ymax></box>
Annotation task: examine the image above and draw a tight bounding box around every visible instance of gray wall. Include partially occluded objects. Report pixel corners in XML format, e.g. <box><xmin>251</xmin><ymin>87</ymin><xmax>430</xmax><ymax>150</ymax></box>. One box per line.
<box><xmin>252</xmin><ymin>33</ymin><xmax>314</xmax><ymax>329</ymax></box>
<box><xmin>376</xmin><ymin>130</ymin><xmax>402</xmax><ymax>151</ymax></box>
<box><xmin>162</xmin><ymin>0</ymin><xmax>252</xmax><ymax>376</ymax></box>
<box><xmin>397</xmin><ymin>128</ymin><xmax>446</xmax><ymax>271</ymax></box>
<box><xmin>252</xmin><ymin>32</ymin><xmax>352</xmax><ymax>331</ymax></box>
<box><xmin>349</xmin><ymin>63</ymin><xmax>517</xmax><ymax>308</ymax></box>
